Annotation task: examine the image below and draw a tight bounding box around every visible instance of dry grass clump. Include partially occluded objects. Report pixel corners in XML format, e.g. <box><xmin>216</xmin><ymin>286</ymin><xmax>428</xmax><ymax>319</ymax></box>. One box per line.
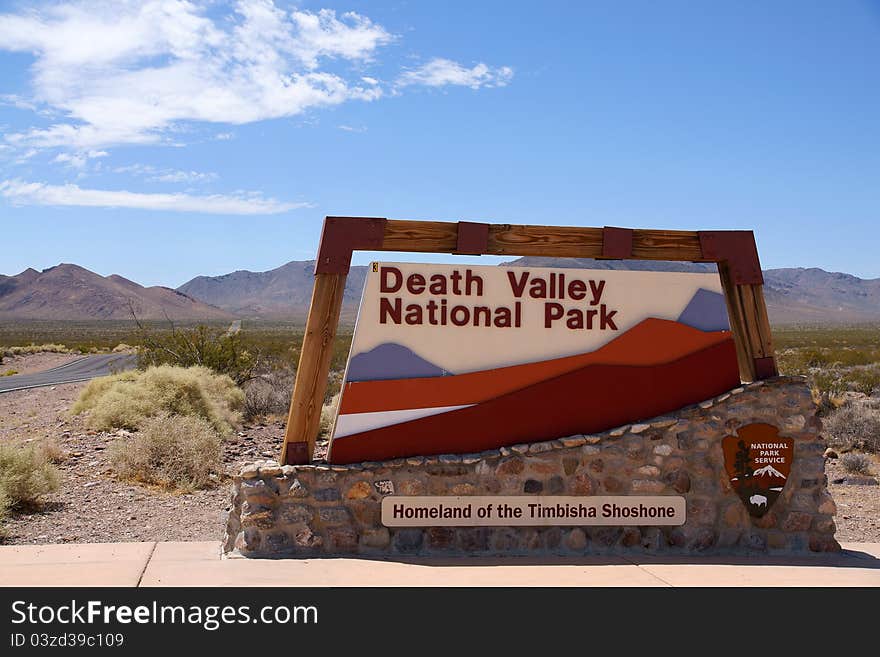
<box><xmin>71</xmin><ymin>365</ymin><xmax>243</xmax><ymax>435</ymax></box>
<box><xmin>824</xmin><ymin>404</ymin><xmax>880</xmax><ymax>453</ymax></box>
<box><xmin>109</xmin><ymin>414</ymin><xmax>222</xmax><ymax>492</ymax></box>
<box><xmin>841</xmin><ymin>452</ymin><xmax>873</xmax><ymax>475</ymax></box>
<box><xmin>0</xmin><ymin>443</ymin><xmax>60</xmax><ymax>524</ymax></box>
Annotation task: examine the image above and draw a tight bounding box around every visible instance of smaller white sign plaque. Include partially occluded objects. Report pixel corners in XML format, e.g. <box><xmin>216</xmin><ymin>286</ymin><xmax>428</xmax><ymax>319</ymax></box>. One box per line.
<box><xmin>381</xmin><ymin>496</ymin><xmax>686</xmax><ymax>527</ymax></box>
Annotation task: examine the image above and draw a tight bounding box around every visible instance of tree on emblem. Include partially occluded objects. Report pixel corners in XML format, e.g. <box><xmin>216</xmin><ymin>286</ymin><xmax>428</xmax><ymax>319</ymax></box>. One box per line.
<box><xmin>733</xmin><ymin>439</ymin><xmax>751</xmax><ymax>480</ymax></box>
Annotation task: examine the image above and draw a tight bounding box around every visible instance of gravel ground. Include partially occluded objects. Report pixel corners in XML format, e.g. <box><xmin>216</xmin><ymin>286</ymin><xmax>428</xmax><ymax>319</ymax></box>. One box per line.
<box><xmin>824</xmin><ymin>455</ymin><xmax>880</xmax><ymax>542</ymax></box>
<box><xmin>1</xmin><ymin>354</ymin><xmax>878</xmax><ymax>545</ymax></box>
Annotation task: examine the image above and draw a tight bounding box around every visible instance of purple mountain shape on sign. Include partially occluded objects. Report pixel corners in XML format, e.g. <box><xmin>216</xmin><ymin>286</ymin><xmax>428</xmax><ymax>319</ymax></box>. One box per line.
<box><xmin>677</xmin><ymin>288</ymin><xmax>730</xmax><ymax>332</ymax></box>
<box><xmin>346</xmin><ymin>343</ymin><xmax>453</xmax><ymax>382</ymax></box>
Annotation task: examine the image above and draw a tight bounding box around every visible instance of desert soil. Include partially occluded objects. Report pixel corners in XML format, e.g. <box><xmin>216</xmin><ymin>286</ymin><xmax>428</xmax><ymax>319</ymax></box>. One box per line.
<box><xmin>0</xmin><ymin>354</ymin><xmax>878</xmax><ymax>546</ymax></box>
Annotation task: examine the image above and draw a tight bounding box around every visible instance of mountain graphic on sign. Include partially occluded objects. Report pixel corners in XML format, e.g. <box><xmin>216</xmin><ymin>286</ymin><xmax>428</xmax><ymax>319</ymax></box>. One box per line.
<box><xmin>753</xmin><ymin>464</ymin><xmax>786</xmax><ymax>479</ymax></box>
<box><xmin>346</xmin><ymin>343</ymin><xmax>452</xmax><ymax>382</ymax></box>
<box><xmin>677</xmin><ymin>288</ymin><xmax>730</xmax><ymax>332</ymax></box>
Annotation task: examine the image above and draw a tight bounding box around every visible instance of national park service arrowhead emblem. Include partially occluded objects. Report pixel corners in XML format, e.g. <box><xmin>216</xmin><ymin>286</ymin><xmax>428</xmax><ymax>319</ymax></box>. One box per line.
<box><xmin>722</xmin><ymin>423</ymin><xmax>793</xmax><ymax>518</ymax></box>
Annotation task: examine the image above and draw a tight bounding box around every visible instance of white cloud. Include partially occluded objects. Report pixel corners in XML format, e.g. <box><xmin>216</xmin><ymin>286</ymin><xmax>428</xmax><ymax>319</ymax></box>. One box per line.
<box><xmin>52</xmin><ymin>149</ymin><xmax>108</xmax><ymax>169</ymax></box>
<box><xmin>214</xmin><ymin>132</ymin><xmax>234</xmax><ymax>140</ymax></box>
<box><xmin>337</xmin><ymin>124</ymin><xmax>366</xmax><ymax>133</ymax></box>
<box><xmin>287</xmin><ymin>9</ymin><xmax>393</xmax><ymax>69</ymax></box>
<box><xmin>114</xmin><ymin>164</ymin><xmax>218</xmax><ymax>183</ymax></box>
<box><xmin>0</xmin><ymin>1</ymin><xmax>393</xmax><ymax>150</ymax></box>
<box><xmin>15</xmin><ymin>148</ymin><xmax>39</xmax><ymax>162</ymax></box>
<box><xmin>0</xmin><ymin>94</ymin><xmax>37</xmax><ymax>111</ymax></box>
<box><xmin>152</xmin><ymin>170</ymin><xmax>218</xmax><ymax>183</ymax></box>
<box><xmin>0</xmin><ymin>179</ymin><xmax>305</xmax><ymax>214</ymax></box>
<box><xmin>397</xmin><ymin>58</ymin><xmax>514</xmax><ymax>89</ymax></box>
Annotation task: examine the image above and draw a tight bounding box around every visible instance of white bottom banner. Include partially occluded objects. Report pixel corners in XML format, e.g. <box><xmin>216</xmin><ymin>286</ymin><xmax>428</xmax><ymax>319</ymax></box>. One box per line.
<box><xmin>381</xmin><ymin>495</ymin><xmax>686</xmax><ymax>527</ymax></box>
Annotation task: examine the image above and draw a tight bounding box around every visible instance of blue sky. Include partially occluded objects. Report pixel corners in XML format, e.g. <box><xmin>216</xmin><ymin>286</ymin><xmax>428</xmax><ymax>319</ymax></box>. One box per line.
<box><xmin>1</xmin><ymin>0</ymin><xmax>878</xmax><ymax>286</ymax></box>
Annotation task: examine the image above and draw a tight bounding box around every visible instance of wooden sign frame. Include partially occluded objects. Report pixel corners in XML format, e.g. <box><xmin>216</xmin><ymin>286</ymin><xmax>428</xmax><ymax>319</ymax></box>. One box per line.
<box><xmin>280</xmin><ymin>217</ymin><xmax>777</xmax><ymax>465</ymax></box>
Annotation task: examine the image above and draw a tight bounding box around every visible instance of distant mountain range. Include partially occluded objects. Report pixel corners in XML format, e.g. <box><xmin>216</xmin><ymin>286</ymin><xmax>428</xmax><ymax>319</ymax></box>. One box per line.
<box><xmin>177</xmin><ymin>260</ymin><xmax>367</xmax><ymax>321</ymax></box>
<box><xmin>0</xmin><ymin>264</ymin><xmax>232</xmax><ymax>321</ymax></box>
<box><xmin>1</xmin><ymin>259</ymin><xmax>878</xmax><ymax>324</ymax></box>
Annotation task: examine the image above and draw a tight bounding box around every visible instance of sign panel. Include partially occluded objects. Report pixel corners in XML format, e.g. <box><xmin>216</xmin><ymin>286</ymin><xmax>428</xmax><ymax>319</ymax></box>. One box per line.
<box><xmin>722</xmin><ymin>423</ymin><xmax>793</xmax><ymax>518</ymax></box>
<box><xmin>382</xmin><ymin>496</ymin><xmax>687</xmax><ymax>527</ymax></box>
<box><xmin>328</xmin><ymin>262</ymin><xmax>739</xmax><ymax>464</ymax></box>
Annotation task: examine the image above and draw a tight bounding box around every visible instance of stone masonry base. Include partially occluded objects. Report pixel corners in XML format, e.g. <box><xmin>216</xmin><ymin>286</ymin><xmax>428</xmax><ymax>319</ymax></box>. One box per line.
<box><xmin>223</xmin><ymin>377</ymin><xmax>839</xmax><ymax>557</ymax></box>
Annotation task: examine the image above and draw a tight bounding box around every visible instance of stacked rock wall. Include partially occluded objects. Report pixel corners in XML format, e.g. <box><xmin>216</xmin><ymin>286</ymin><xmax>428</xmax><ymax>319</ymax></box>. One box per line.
<box><xmin>224</xmin><ymin>377</ymin><xmax>839</xmax><ymax>557</ymax></box>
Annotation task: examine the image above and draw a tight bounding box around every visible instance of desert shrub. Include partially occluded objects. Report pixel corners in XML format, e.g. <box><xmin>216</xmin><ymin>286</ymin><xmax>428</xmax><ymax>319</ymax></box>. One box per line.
<box><xmin>2</xmin><ymin>343</ymin><xmax>70</xmax><ymax>357</ymax></box>
<box><xmin>848</xmin><ymin>366</ymin><xmax>880</xmax><ymax>396</ymax></box>
<box><xmin>824</xmin><ymin>404</ymin><xmax>880</xmax><ymax>453</ymax></box>
<box><xmin>71</xmin><ymin>365</ymin><xmax>243</xmax><ymax>435</ymax></box>
<box><xmin>829</xmin><ymin>349</ymin><xmax>877</xmax><ymax>368</ymax></box>
<box><xmin>135</xmin><ymin>323</ymin><xmax>258</xmax><ymax>385</ymax></box>
<box><xmin>0</xmin><ymin>443</ymin><xmax>60</xmax><ymax>521</ymax></box>
<box><xmin>112</xmin><ymin>343</ymin><xmax>134</xmax><ymax>353</ymax></box>
<box><xmin>109</xmin><ymin>414</ymin><xmax>222</xmax><ymax>491</ymax></box>
<box><xmin>38</xmin><ymin>439</ymin><xmax>66</xmax><ymax>464</ymax></box>
<box><xmin>2</xmin><ymin>369</ymin><xmax>17</xmax><ymax>377</ymax></box>
<box><xmin>243</xmin><ymin>365</ymin><xmax>295</xmax><ymax>420</ymax></box>
<box><xmin>324</xmin><ymin>369</ymin><xmax>344</xmax><ymax>403</ymax></box>
<box><xmin>318</xmin><ymin>393</ymin><xmax>341</xmax><ymax>439</ymax></box>
<box><xmin>810</xmin><ymin>386</ymin><xmax>847</xmax><ymax>415</ymax></box>
<box><xmin>840</xmin><ymin>452</ymin><xmax>872</xmax><ymax>475</ymax></box>
<box><xmin>809</xmin><ymin>370</ymin><xmax>846</xmax><ymax>397</ymax></box>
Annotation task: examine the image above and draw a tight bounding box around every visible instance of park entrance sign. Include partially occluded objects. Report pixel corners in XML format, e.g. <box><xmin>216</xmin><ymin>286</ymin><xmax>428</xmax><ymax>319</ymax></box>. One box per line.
<box><xmin>222</xmin><ymin>217</ymin><xmax>841</xmax><ymax>557</ymax></box>
<box><xmin>328</xmin><ymin>262</ymin><xmax>740</xmax><ymax>464</ymax></box>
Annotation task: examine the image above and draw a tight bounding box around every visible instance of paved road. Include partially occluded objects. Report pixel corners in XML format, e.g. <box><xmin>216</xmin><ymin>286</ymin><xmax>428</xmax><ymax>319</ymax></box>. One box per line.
<box><xmin>0</xmin><ymin>353</ymin><xmax>137</xmax><ymax>393</ymax></box>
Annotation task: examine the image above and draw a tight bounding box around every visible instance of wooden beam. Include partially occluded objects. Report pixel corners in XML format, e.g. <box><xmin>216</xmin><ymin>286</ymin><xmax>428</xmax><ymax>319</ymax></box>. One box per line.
<box><xmin>381</xmin><ymin>220</ymin><xmax>706</xmax><ymax>261</ymax></box>
<box><xmin>382</xmin><ymin>220</ymin><xmax>458</xmax><ymax>252</ymax></box>
<box><xmin>281</xmin><ymin>272</ymin><xmax>348</xmax><ymax>464</ymax></box>
<box><xmin>631</xmin><ymin>229</ymin><xmax>703</xmax><ymax>261</ymax></box>
<box><xmin>487</xmin><ymin>224</ymin><xmax>604</xmax><ymax>257</ymax></box>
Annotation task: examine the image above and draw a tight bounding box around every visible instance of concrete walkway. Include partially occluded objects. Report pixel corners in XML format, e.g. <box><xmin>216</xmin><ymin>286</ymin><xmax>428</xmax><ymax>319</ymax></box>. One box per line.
<box><xmin>1</xmin><ymin>541</ymin><xmax>879</xmax><ymax>586</ymax></box>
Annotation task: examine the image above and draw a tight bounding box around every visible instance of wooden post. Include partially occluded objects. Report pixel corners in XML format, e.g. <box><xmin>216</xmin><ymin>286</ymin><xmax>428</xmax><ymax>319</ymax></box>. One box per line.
<box><xmin>751</xmin><ymin>284</ymin><xmax>776</xmax><ymax>359</ymax></box>
<box><xmin>717</xmin><ymin>262</ymin><xmax>757</xmax><ymax>382</ymax></box>
<box><xmin>738</xmin><ymin>283</ymin><xmax>778</xmax><ymax>378</ymax></box>
<box><xmin>281</xmin><ymin>272</ymin><xmax>348</xmax><ymax>465</ymax></box>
